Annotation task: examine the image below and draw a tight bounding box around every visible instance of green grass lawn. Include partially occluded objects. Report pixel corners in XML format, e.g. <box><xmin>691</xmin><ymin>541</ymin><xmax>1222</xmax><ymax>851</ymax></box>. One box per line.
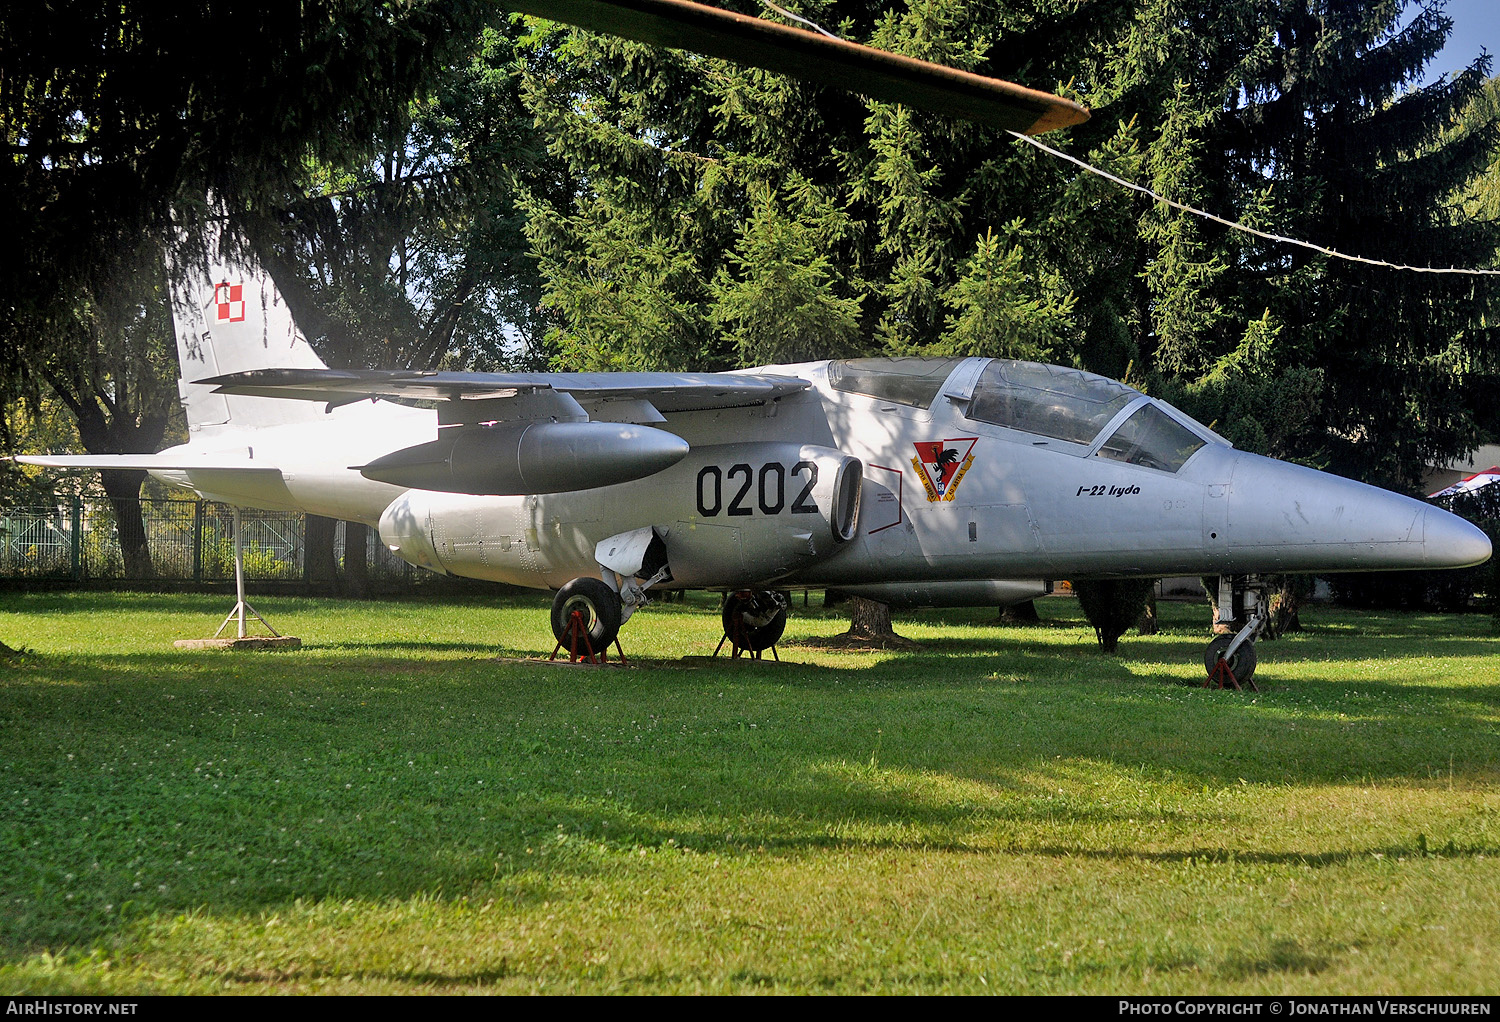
<box><xmin>1</xmin><ymin>589</ymin><xmax>1497</xmax><ymax>994</ymax></box>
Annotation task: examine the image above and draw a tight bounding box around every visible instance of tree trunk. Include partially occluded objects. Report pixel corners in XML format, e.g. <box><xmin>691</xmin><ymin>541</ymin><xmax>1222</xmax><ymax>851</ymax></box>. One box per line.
<box><xmin>304</xmin><ymin>514</ymin><xmax>339</xmax><ymax>587</ymax></box>
<box><xmin>99</xmin><ymin>467</ymin><xmax>153</xmax><ymax>578</ymax></box>
<box><xmin>342</xmin><ymin>520</ymin><xmax>369</xmax><ymax>597</ymax></box>
<box><xmin>1272</xmin><ymin>577</ymin><xmax>1303</xmax><ymax>635</ymax></box>
<box><xmin>1137</xmin><ymin>591</ymin><xmax>1158</xmax><ymax>635</ymax></box>
<box><xmin>1074</xmin><ymin>578</ymin><xmax>1156</xmax><ymax>653</ymax></box>
<box><xmin>999</xmin><ymin>599</ymin><xmax>1042</xmax><ymax>625</ymax></box>
<box><xmin>845</xmin><ymin>596</ymin><xmax>895</xmax><ymax>638</ymax></box>
<box><xmin>45</xmin><ymin>356</ymin><xmax>170</xmax><ymax>582</ymax></box>
<box><xmin>798</xmin><ymin>594</ymin><xmax>919</xmax><ymax>649</ymax></box>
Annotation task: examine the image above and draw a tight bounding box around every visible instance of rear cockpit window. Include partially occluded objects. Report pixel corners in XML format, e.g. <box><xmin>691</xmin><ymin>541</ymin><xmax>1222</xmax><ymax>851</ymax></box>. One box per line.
<box><xmin>827</xmin><ymin>357</ymin><xmax>965</xmax><ymax>409</ymax></box>
<box><xmin>965</xmin><ymin>360</ymin><xmax>1140</xmax><ymax>445</ymax></box>
<box><xmin>1095</xmin><ymin>403</ymin><xmax>1206</xmax><ymax>473</ymax></box>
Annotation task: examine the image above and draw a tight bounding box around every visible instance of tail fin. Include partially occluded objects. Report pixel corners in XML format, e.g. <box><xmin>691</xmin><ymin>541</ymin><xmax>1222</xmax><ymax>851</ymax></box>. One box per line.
<box><xmin>173</xmin><ymin>250</ymin><xmax>330</xmax><ymax>435</ymax></box>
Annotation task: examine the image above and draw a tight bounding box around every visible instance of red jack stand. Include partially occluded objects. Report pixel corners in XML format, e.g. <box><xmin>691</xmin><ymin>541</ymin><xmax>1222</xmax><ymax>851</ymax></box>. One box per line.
<box><xmin>1206</xmin><ymin>658</ymin><xmax>1257</xmax><ymax>692</ymax></box>
<box><xmin>549</xmin><ymin>609</ymin><xmax>627</xmax><ymax>665</ymax></box>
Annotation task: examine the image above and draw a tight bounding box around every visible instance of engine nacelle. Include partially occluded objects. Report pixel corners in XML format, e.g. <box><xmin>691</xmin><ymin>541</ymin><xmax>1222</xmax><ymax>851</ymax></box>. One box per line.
<box><xmin>661</xmin><ymin>442</ymin><xmax>862</xmax><ymax>586</ymax></box>
<box><xmin>375</xmin><ymin>441</ymin><xmax>863</xmax><ymax>589</ymax></box>
<box><xmin>377</xmin><ymin>489</ymin><xmax>448</xmax><ymax>575</ymax></box>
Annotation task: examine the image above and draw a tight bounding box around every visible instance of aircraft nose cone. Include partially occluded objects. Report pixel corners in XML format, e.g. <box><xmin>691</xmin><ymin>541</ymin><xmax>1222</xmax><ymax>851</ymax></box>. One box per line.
<box><xmin>1216</xmin><ymin>450</ymin><xmax>1492</xmax><ymax>574</ymax></box>
<box><xmin>1422</xmin><ymin>506</ymin><xmax>1492</xmax><ymax>568</ymax></box>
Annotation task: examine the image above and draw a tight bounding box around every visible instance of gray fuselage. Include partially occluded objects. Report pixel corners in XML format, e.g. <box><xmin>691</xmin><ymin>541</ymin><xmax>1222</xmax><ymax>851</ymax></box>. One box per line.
<box><xmin>353</xmin><ymin>357</ymin><xmax>1489</xmax><ymax>591</ymax></box>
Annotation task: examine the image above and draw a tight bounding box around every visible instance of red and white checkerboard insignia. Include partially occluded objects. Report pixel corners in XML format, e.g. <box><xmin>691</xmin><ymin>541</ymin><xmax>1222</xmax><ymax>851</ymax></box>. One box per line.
<box><xmin>213</xmin><ymin>282</ymin><xmax>246</xmax><ymax>323</ymax></box>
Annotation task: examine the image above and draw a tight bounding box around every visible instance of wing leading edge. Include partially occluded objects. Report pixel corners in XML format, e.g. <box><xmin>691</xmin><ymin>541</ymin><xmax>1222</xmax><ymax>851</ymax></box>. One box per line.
<box><xmin>199</xmin><ymin>368</ymin><xmax>811</xmax><ymax>416</ymax></box>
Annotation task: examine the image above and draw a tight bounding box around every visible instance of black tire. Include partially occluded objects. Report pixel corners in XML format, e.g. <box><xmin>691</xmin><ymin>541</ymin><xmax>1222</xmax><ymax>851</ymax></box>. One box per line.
<box><xmin>1205</xmin><ymin>634</ymin><xmax>1257</xmax><ymax>685</ymax></box>
<box><xmin>551</xmin><ymin>577</ymin><xmax>623</xmax><ymax>651</ymax></box>
<box><xmin>721</xmin><ymin>590</ymin><xmax>788</xmax><ymax>652</ymax></box>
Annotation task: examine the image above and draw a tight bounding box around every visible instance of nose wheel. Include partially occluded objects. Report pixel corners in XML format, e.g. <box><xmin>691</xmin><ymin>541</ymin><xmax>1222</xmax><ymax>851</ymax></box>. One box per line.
<box><xmin>1204</xmin><ymin>633</ymin><xmax>1258</xmax><ymax>690</ymax></box>
<box><xmin>716</xmin><ymin>590</ymin><xmax>789</xmax><ymax>660</ymax></box>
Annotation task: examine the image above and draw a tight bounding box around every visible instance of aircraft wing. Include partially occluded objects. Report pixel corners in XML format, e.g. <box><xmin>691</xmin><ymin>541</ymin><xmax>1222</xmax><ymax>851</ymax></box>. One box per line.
<box><xmin>499</xmin><ymin>0</ymin><xmax>1089</xmax><ymax>135</ymax></box>
<box><xmin>13</xmin><ymin>454</ymin><xmax>279</xmax><ymax>472</ymax></box>
<box><xmin>200</xmin><ymin>368</ymin><xmax>811</xmax><ymax>419</ymax></box>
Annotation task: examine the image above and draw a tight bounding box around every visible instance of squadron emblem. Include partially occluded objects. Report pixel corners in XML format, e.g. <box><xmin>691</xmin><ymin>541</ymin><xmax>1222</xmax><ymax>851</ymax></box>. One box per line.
<box><xmin>911</xmin><ymin>438</ymin><xmax>977</xmax><ymax>502</ymax></box>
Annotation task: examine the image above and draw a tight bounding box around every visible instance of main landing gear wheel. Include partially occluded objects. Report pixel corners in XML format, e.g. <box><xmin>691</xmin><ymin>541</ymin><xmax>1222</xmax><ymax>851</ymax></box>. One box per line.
<box><xmin>1205</xmin><ymin>634</ymin><xmax>1257</xmax><ymax>688</ymax></box>
<box><xmin>551</xmin><ymin>577</ymin><xmax>623</xmax><ymax>653</ymax></box>
<box><xmin>719</xmin><ymin>590</ymin><xmax>788</xmax><ymax>658</ymax></box>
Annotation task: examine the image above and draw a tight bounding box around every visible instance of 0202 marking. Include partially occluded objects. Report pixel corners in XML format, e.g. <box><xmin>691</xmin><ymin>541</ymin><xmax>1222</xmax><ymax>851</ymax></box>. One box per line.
<box><xmin>697</xmin><ymin>461</ymin><xmax>819</xmax><ymax>518</ymax></box>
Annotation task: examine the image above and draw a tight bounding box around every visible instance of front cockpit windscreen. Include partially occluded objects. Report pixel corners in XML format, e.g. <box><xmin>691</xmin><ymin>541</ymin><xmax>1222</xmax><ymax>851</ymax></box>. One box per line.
<box><xmin>1095</xmin><ymin>403</ymin><xmax>1207</xmax><ymax>472</ymax></box>
<box><xmin>827</xmin><ymin>357</ymin><xmax>966</xmax><ymax>409</ymax></box>
<box><xmin>965</xmin><ymin>360</ymin><xmax>1140</xmax><ymax>446</ymax></box>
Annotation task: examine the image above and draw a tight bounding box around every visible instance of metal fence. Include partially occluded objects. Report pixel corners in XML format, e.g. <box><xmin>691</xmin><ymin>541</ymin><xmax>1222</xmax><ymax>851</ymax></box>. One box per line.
<box><xmin>0</xmin><ymin>497</ymin><xmax>413</xmax><ymax>583</ymax></box>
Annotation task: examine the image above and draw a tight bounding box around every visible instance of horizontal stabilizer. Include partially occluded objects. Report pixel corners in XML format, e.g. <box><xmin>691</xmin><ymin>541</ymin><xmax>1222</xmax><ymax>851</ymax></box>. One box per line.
<box><xmin>200</xmin><ymin>368</ymin><xmax>810</xmax><ymax>414</ymax></box>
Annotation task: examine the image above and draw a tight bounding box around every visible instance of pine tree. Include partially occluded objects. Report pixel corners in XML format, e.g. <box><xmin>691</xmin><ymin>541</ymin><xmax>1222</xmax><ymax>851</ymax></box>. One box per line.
<box><xmin>710</xmin><ymin>177</ymin><xmax>865</xmax><ymax>366</ymax></box>
<box><xmin>1114</xmin><ymin>0</ymin><xmax>1500</xmax><ymax>488</ymax></box>
<box><xmin>932</xmin><ymin>224</ymin><xmax>1074</xmax><ymax>360</ymax></box>
<box><xmin>517</xmin><ymin>1</ymin><xmax>1142</xmax><ymax>374</ymax></box>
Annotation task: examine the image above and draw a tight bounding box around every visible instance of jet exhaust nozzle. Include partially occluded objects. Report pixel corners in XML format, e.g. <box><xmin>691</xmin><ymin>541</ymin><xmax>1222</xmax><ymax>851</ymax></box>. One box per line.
<box><xmin>360</xmin><ymin>421</ymin><xmax>690</xmax><ymax>495</ymax></box>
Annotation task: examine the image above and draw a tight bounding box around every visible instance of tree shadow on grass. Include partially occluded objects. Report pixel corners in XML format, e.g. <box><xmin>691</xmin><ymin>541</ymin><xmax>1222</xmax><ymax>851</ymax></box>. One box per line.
<box><xmin>4</xmin><ymin>620</ymin><xmax>1499</xmax><ymax>963</ymax></box>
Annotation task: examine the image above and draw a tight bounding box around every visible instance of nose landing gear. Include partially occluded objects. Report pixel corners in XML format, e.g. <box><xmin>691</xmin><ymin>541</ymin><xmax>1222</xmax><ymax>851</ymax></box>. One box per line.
<box><xmin>1205</xmin><ymin>632</ymin><xmax>1258</xmax><ymax>689</ymax></box>
<box><xmin>1205</xmin><ymin>576</ymin><xmax>1267</xmax><ymax>691</ymax></box>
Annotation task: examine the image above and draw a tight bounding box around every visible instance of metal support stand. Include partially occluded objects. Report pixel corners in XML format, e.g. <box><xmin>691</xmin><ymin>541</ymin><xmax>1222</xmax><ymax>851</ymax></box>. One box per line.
<box><xmin>549</xmin><ymin>609</ymin><xmax>627</xmax><ymax>665</ymax></box>
<box><xmin>213</xmin><ymin>508</ymin><xmax>279</xmax><ymax>639</ymax></box>
<box><xmin>713</xmin><ymin>615</ymin><xmax>780</xmax><ymax>661</ymax></box>
<box><xmin>176</xmin><ymin>506</ymin><xmax>300</xmax><ymax>650</ymax></box>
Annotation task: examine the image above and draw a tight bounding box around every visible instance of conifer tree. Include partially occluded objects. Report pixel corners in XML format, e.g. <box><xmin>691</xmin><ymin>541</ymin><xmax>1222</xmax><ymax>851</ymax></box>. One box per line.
<box><xmin>517</xmin><ymin>0</ymin><xmax>1137</xmax><ymax>373</ymax></box>
<box><xmin>1115</xmin><ymin>0</ymin><xmax>1499</xmax><ymax>489</ymax></box>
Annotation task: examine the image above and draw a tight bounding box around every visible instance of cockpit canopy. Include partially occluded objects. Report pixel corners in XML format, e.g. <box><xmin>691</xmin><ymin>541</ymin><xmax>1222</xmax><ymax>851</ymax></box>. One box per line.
<box><xmin>966</xmin><ymin>360</ymin><xmax>1209</xmax><ymax>472</ymax></box>
<box><xmin>826</xmin><ymin>357</ymin><xmax>965</xmax><ymax>410</ymax></box>
<box><xmin>967</xmin><ymin>360</ymin><xmax>1137</xmax><ymax>446</ymax></box>
<box><xmin>826</xmin><ymin>356</ymin><xmax>1215</xmax><ymax>473</ymax></box>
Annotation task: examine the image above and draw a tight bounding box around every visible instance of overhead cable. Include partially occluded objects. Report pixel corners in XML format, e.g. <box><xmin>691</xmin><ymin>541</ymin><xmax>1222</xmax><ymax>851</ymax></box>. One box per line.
<box><xmin>759</xmin><ymin>0</ymin><xmax>839</xmax><ymax>39</ymax></box>
<box><xmin>754</xmin><ymin>0</ymin><xmax>1499</xmax><ymax>277</ymax></box>
<box><xmin>1007</xmin><ymin>129</ymin><xmax>1500</xmax><ymax>277</ymax></box>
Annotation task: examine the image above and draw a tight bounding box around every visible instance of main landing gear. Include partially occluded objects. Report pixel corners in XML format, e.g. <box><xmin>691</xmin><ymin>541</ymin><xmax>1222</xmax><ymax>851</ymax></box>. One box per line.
<box><xmin>550</xmin><ymin>576</ymin><xmax>625</xmax><ymax>663</ymax></box>
<box><xmin>715</xmin><ymin>590</ymin><xmax>789</xmax><ymax>660</ymax></box>
<box><xmin>1205</xmin><ymin>575</ymin><xmax>1268</xmax><ymax>691</ymax></box>
<box><xmin>551</xmin><ymin>526</ymin><xmax>672</xmax><ymax>663</ymax></box>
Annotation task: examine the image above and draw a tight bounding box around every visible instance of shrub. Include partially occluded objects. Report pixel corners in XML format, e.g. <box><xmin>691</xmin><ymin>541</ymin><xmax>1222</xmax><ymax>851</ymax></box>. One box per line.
<box><xmin>1073</xmin><ymin>578</ymin><xmax>1158</xmax><ymax>653</ymax></box>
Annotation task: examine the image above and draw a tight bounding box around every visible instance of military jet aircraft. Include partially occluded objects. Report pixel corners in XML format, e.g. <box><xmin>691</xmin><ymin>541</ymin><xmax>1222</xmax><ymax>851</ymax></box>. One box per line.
<box><xmin>14</xmin><ymin>0</ymin><xmax>1492</xmax><ymax>679</ymax></box>
<box><xmin>19</xmin><ymin>255</ymin><xmax>1492</xmax><ymax>681</ymax></box>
